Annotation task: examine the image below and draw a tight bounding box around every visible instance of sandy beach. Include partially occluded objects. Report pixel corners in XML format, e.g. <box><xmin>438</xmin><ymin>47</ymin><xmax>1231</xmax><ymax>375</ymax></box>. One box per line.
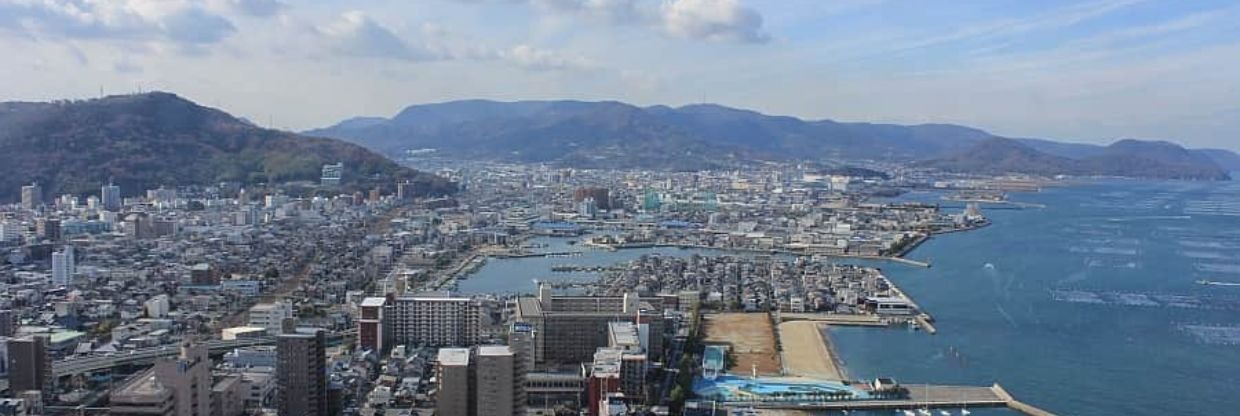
<box><xmin>778</xmin><ymin>320</ymin><xmax>846</xmax><ymax>380</ymax></box>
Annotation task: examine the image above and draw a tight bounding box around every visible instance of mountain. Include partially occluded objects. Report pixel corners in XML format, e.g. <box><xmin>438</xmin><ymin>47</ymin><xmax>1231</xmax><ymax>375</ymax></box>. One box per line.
<box><xmin>1195</xmin><ymin>148</ymin><xmax>1240</xmax><ymax>172</ymax></box>
<box><xmin>0</xmin><ymin>92</ymin><xmax>454</xmax><ymax>202</ymax></box>
<box><xmin>925</xmin><ymin>138</ymin><xmax>1231</xmax><ymax>180</ymax></box>
<box><xmin>308</xmin><ymin>99</ymin><xmax>1233</xmax><ymax>180</ymax></box>
<box><xmin>920</xmin><ymin>138</ymin><xmax>1080</xmax><ymax>176</ymax></box>
<box><xmin>305</xmin><ymin>100</ymin><xmax>996</xmax><ymax>168</ymax></box>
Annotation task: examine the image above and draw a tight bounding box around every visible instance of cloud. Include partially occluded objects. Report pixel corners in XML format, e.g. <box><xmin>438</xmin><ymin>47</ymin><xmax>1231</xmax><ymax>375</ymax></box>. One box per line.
<box><xmin>316</xmin><ymin>11</ymin><xmax>441</xmax><ymax>61</ymax></box>
<box><xmin>214</xmin><ymin>0</ymin><xmax>286</xmax><ymax>18</ymax></box>
<box><xmin>0</xmin><ymin>1</ymin><xmax>237</xmax><ymax>46</ymax></box>
<box><xmin>501</xmin><ymin>44</ymin><xmax>596</xmax><ymax>70</ymax></box>
<box><xmin>453</xmin><ymin>0</ymin><xmax>769</xmax><ymax>44</ymax></box>
<box><xmin>660</xmin><ymin>0</ymin><xmax>768</xmax><ymax>43</ymax></box>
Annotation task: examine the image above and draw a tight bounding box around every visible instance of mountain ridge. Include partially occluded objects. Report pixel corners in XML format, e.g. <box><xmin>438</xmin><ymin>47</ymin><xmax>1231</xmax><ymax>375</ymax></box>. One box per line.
<box><xmin>0</xmin><ymin>92</ymin><xmax>455</xmax><ymax>202</ymax></box>
<box><xmin>308</xmin><ymin>99</ymin><xmax>1235</xmax><ymax>179</ymax></box>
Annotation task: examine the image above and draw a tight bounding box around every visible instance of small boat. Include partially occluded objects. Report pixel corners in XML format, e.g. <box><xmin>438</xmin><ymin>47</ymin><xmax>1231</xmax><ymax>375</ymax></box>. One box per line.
<box><xmin>918</xmin><ymin>409</ymin><xmax>932</xmax><ymax>416</ymax></box>
<box><xmin>901</xmin><ymin>411</ymin><xmax>917</xmax><ymax>416</ymax></box>
<box><xmin>939</xmin><ymin>411</ymin><xmax>952</xmax><ymax>416</ymax></box>
<box><xmin>960</xmin><ymin>410</ymin><xmax>971</xmax><ymax>415</ymax></box>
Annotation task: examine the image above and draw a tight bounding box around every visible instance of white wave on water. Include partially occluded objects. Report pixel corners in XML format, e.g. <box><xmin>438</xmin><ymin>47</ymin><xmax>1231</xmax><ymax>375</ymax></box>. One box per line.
<box><xmin>1179</xmin><ymin>324</ymin><xmax>1240</xmax><ymax>345</ymax></box>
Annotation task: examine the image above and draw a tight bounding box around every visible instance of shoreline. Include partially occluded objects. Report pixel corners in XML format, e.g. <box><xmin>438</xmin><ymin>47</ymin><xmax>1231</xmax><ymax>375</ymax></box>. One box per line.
<box><xmin>778</xmin><ymin>320</ymin><xmax>848</xmax><ymax>381</ymax></box>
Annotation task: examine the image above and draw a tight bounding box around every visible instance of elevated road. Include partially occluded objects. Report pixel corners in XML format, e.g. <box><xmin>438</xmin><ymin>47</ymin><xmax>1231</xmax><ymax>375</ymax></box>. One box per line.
<box><xmin>54</xmin><ymin>330</ymin><xmax>353</xmax><ymax>377</ymax></box>
<box><xmin>738</xmin><ymin>384</ymin><xmax>1053</xmax><ymax>416</ymax></box>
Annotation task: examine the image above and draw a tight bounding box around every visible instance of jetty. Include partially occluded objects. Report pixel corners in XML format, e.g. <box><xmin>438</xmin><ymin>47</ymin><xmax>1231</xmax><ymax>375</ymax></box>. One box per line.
<box><xmin>742</xmin><ymin>383</ymin><xmax>1054</xmax><ymax>415</ymax></box>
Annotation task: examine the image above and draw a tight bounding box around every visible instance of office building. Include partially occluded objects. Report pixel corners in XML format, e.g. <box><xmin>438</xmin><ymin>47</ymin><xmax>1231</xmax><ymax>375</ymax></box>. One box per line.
<box><xmin>35</xmin><ymin>219</ymin><xmax>60</xmax><ymax>242</ymax></box>
<box><xmin>587</xmin><ymin>349</ymin><xmax>623</xmax><ymax>416</ymax></box>
<box><xmin>7</xmin><ymin>336</ymin><xmax>51</xmax><ymax>396</ymax></box>
<box><xmin>102</xmin><ymin>182</ymin><xmax>122</xmax><ymax>211</ymax></box>
<box><xmin>435</xmin><ymin>348</ymin><xmax>471</xmax><ymax>416</ymax></box>
<box><xmin>357</xmin><ymin>297</ymin><xmax>388</xmax><ymax>353</ymax></box>
<box><xmin>0</xmin><ymin>310</ymin><xmax>16</xmax><ymax>337</ymax></box>
<box><xmin>277</xmin><ymin>330</ymin><xmax>327</xmax><ymax>416</ymax></box>
<box><xmin>51</xmin><ymin>245</ymin><xmax>73</xmax><ymax>286</ymax></box>
<box><xmin>248</xmin><ymin>302</ymin><xmax>294</xmax><ymax>336</ymax></box>
<box><xmin>210</xmin><ymin>375</ymin><xmax>245</xmax><ymax>416</ymax></box>
<box><xmin>20</xmin><ymin>183</ymin><xmax>41</xmax><ymax>210</ymax></box>
<box><xmin>390</xmin><ymin>294</ymin><xmax>480</xmax><ymax>347</ymax></box>
<box><xmin>111</xmin><ymin>343</ymin><xmax>212</xmax><ymax>416</ymax></box>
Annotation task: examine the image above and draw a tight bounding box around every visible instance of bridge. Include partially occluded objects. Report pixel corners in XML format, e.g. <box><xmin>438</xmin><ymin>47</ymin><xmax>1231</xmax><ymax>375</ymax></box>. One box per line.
<box><xmin>53</xmin><ymin>331</ymin><xmax>353</xmax><ymax>377</ymax></box>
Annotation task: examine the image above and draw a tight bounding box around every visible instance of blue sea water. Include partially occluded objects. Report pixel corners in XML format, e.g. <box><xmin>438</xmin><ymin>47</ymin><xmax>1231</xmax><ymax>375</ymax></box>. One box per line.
<box><xmin>458</xmin><ymin>180</ymin><xmax>1240</xmax><ymax>415</ymax></box>
<box><xmin>832</xmin><ymin>180</ymin><xmax>1240</xmax><ymax>415</ymax></box>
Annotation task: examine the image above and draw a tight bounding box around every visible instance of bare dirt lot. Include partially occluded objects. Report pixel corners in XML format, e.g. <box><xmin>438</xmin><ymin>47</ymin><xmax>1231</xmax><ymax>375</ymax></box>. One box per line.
<box><xmin>702</xmin><ymin>313</ymin><xmax>782</xmax><ymax>376</ymax></box>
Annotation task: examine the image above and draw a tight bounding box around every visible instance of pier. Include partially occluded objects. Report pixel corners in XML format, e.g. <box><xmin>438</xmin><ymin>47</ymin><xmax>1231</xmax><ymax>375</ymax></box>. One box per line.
<box><xmin>742</xmin><ymin>384</ymin><xmax>1054</xmax><ymax>415</ymax></box>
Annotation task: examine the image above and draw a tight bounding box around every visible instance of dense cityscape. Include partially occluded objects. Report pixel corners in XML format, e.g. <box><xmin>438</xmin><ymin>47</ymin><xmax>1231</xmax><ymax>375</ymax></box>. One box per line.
<box><xmin>0</xmin><ymin>157</ymin><xmax>1054</xmax><ymax>416</ymax></box>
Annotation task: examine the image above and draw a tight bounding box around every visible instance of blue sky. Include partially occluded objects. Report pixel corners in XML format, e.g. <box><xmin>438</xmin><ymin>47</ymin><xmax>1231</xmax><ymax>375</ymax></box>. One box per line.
<box><xmin>1</xmin><ymin>0</ymin><xmax>1239</xmax><ymax>150</ymax></box>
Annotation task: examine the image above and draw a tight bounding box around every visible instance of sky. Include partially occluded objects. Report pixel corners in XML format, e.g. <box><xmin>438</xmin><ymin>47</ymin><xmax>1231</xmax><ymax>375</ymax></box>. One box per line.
<box><xmin>1</xmin><ymin>0</ymin><xmax>1239</xmax><ymax>150</ymax></box>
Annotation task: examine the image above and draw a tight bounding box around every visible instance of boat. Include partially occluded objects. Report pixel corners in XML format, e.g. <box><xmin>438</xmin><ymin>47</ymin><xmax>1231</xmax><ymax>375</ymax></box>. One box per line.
<box><xmin>960</xmin><ymin>410</ymin><xmax>971</xmax><ymax>415</ymax></box>
<box><xmin>939</xmin><ymin>411</ymin><xmax>951</xmax><ymax>416</ymax></box>
<box><xmin>901</xmin><ymin>411</ymin><xmax>917</xmax><ymax>416</ymax></box>
<box><xmin>918</xmin><ymin>409</ymin><xmax>932</xmax><ymax>416</ymax></box>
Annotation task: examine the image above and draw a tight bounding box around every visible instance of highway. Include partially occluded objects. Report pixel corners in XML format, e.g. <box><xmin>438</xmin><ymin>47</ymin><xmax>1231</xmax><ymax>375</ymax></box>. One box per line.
<box><xmin>54</xmin><ymin>330</ymin><xmax>353</xmax><ymax>377</ymax></box>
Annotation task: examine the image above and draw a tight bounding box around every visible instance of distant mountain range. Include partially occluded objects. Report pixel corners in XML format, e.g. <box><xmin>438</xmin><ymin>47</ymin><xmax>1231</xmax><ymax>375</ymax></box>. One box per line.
<box><xmin>308</xmin><ymin>99</ymin><xmax>1236</xmax><ymax>180</ymax></box>
<box><xmin>0</xmin><ymin>92</ymin><xmax>454</xmax><ymax>203</ymax></box>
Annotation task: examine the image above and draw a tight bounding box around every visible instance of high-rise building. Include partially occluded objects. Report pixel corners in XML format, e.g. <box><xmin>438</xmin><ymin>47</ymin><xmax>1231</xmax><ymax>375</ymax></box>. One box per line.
<box><xmin>357</xmin><ymin>297</ymin><xmax>388</xmax><ymax>353</ymax></box>
<box><xmin>435</xmin><ymin>348</ymin><xmax>471</xmax><ymax>416</ymax></box>
<box><xmin>277</xmin><ymin>330</ymin><xmax>327</xmax><ymax>416</ymax></box>
<box><xmin>51</xmin><ymin>246</ymin><xmax>73</xmax><ymax>286</ymax></box>
<box><xmin>248</xmin><ymin>302</ymin><xmax>295</xmax><ymax>336</ymax></box>
<box><xmin>0</xmin><ymin>221</ymin><xmax>19</xmax><ymax>243</ymax></box>
<box><xmin>475</xmin><ymin>346</ymin><xmax>525</xmax><ymax>416</ymax></box>
<box><xmin>102</xmin><ymin>182</ymin><xmax>122</xmax><ymax>212</ymax></box>
<box><xmin>390</xmin><ymin>295</ymin><xmax>480</xmax><ymax>347</ymax></box>
<box><xmin>513</xmin><ymin>287</ymin><xmax>661</xmax><ymax>366</ymax></box>
<box><xmin>578</xmin><ymin>197</ymin><xmax>598</xmax><ymax>219</ymax></box>
<box><xmin>7</xmin><ymin>336</ymin><xmax>51</xmax><ymax>396</ymax></box>
<box><xmin>320</xmin><ymin>163</ymin><xmax>343</xmax><ymax>187</ymax></box>
<box><xmin>110</xmin><ymin>343</ymin><xmax>212</xmax><ymax>416</ymax></box>
<box><xmin>190</xmin><ymin>263</ymin><xmax>219</xmax><ymax>286</ymax></box>
<box><xmin>20</xmin><ymin>183</ymin><xmax>41</xmax><ymax>210</ymax></box>
<box><xmin>36</xmin><ymin>219</ymin><xmax>60</xmax><ymax>242</ymax></box>
<box><xmin>0</xmin><ymin>309</ymin><xmax>17</xmax><ymax>337</ymax></box>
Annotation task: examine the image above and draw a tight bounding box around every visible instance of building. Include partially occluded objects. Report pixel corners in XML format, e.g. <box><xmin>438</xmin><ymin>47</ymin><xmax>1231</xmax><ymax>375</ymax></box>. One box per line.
<box><xmin>111</xmin><ymin>343</ymin><xmax>212</xmax><ymax>416</ymax></box>
<box><xmin>0</xmin><ymin>310</ymin><xmax>16</xmax><ymax>338</ymax></box>
<box><xmin>513</xmin><ymin>286</ymin><xmax>660</xmax><ymax>366</ymax></box>
<box><xmin>146</xmin><ymin>295</ymin><xmax>171</xmax><ymax>319</ymax></box>
<box><xmin>390</xmin><ymin>295</ymin><xmax>480</xmax><ymax>347</ymax></box>
<box><xmin>210</xmin><ymin>375</ymin><xmax>245</xmax><ymax>416</ymax></box>
<box><xmin>20</xmin><ymin>183</ymin><xmax>41</xmax><ymax>210</ymax></box>
<box><xmin>102</xmin><ymin>183</ymin><xmax>122</xmax><ymax>211</ymax></box>
<box><xmin>572</xmin><ymin>187</ymin><xmax>611</xmax><ymax>210</ymax></box>
<box><xmin>190</xmin><ymin>264</ymin><xmax>219</xmax><ymax>286</ymax></box>
<box><xmin>578</xmin><ymin>197</ymin><xmax>598</xmax><ymax>219</ymax></box>
<box><xmin>435</xmin><ymin>348</ymin><xmax>471</xmax><ymax>416</ymax></box>
<box><xmin>0</xmin><ymin>221</ymin><xmax>19</xmax><ymax>243</ymax></box>
<box><xmin>248</xmin><ymin>302</ymin><xmax>294</xmax><ymax>336</ymax></box>
<box><xmin>587</xmin><ymin>349</ymin><xmax>623</xmax><ymax>416</ymax></box>
<box><xmin>357</xmin><ymin>297</ymin><xmax>388</xmax><ymax>353</ymax></box>
<box><xmin>35</xmin><ymin>219</ymin><xmax>60</xmax><ymax>242</ymax></box>
<box><xmin>277</xmin><ymin>330</ymin><xmax>327</xmax><ymax>416</ymax></box>
<box><xmin>320</xmin><ymin>163</ymin><xmax>343</xmax><ymax>187</ymax></box>
<box><xmin>7</xmin><ymin>336</ymin><xmax>51</xmax><ymax>396</ymax></box>
<box><xmin>109</xmin><ymin>369</ymin><xmax>176</xmax><ymax>416</ymax></box>
<box><xmin>475</xmin><ymin>346</ymin><xmax>524</xmax><ymax>416</ymax></box>
<box><xmin>51</xmin><ymin>246</ymin><xmax>73</xmax><ymax>286</ymax></box>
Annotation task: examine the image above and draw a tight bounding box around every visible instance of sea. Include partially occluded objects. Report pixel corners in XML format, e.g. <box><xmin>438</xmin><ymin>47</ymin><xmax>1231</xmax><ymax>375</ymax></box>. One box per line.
<box><xmin>456</xmin><ymin>179</ymin><xmax>1240</xmax><ymax>415</ymax></box>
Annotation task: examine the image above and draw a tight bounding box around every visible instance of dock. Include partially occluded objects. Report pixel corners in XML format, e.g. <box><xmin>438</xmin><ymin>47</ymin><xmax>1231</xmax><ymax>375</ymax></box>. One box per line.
<box><xmin>744</xmin><ymin>383</ymin><xmax>1054</xmax><ymax>415</ymax></box>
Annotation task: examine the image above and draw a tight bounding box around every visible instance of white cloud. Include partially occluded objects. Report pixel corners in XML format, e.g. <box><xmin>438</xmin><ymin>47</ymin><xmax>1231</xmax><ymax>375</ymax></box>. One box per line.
<box><xmin>453</xmin><ymin>0</ymin><xmax>769</xmax><ymax>44</ymax></box>
<box><xmin>0</xmin><ymin>0</ymin><xmax>237</xmax><ymax>46</ymax></box>
<box><xmin>501</xmin><ymin>44</ymin><xmax>596</xmax><ymax>70</ymax></box>
<box><xmin>660</xmin><ymin>0</ymin><xmax>767</xmax><ymax>43</ymax></box>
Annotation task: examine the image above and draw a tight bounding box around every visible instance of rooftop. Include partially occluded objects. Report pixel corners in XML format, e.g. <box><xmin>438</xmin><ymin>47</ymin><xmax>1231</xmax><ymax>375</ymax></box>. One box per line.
<box><xmin>477</xmin><ymin>345</ymin><xmax>513</xmax><ymax>357</ymax></box>
<box><xmin>438</xmin><ymin>348</ymin><xmax>471</xmax><ymax>366</ymax></box>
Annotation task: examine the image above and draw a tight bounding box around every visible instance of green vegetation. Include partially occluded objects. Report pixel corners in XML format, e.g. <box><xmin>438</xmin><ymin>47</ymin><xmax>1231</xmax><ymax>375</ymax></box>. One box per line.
<box><xmin>0</xmin><ymin>92</ymin><xmax>456</xmax><ymax>202</ymax></box>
